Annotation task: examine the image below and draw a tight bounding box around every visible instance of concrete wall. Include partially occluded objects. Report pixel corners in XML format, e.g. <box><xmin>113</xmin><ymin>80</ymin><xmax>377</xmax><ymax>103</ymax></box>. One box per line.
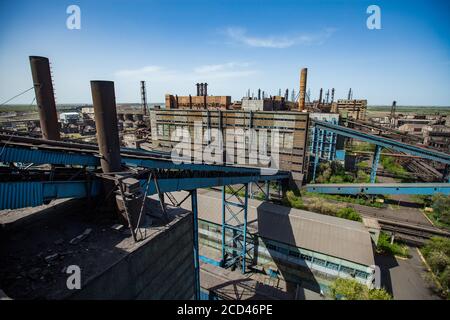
<box><xmin>68</xmin><ymin>213</ymin><xmax>195</xmax><ymax>300</ymax></box>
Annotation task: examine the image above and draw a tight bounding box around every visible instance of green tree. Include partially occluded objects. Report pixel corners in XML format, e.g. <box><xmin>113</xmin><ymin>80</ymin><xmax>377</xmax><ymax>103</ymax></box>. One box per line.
<box><xmin>431</xmin><ymin>194</ymin><xmax>450</xmax><ymax>225</ymax></box>
<box><xmin>329</xmin><ymin>278</ymin><xmax>368</xmax><ymax>300</ymax></box>
<box><xmin>368</xmin><ymin>288</ymin><xmax>392</xmax><ymax>300</ymax></box>
<box><xmin>329</xmin><ymin>278</ymin><xmax>392</xmax><ymax>300</ymax></box>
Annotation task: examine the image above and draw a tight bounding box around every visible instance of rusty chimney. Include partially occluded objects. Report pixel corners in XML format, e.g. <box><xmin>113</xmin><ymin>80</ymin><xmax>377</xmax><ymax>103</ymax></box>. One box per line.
<box><xmin>196</xmin><ymin>83</ymin><xmax>200</xmax><ymax>96</ymax></box>
<box><xmin>318</xmin><ymin>88</ymin><xmax>323</xmax><ymax>107</ymax></box>
<box><xmin>90</xmin><ymin>81</ymin><xmax>122</xmax><ymax>173</ymax></box>
<box><xmin>29</xmin><ymin>56</ymin><xmax>60</xmax><ymax>140</ymax></box>
<box><xmin>298</xmin><ymin>68</ymin><xmax>307</xmax><ymax>111</ymax></box>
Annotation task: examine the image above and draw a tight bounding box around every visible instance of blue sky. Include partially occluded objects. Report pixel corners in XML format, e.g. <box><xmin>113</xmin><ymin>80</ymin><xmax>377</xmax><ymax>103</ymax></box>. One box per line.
<box><xmin>0</xmin><ymin>0</ymin><xmax>449</xmax><ymax>105</ymax></box>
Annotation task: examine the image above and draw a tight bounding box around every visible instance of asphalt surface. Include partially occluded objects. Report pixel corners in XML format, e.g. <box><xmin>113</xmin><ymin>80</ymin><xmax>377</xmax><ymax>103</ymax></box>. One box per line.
<box><xmin>375</xmin><ymin>247</ymin><xmax>442</xmax><ymax>300</ymax></box>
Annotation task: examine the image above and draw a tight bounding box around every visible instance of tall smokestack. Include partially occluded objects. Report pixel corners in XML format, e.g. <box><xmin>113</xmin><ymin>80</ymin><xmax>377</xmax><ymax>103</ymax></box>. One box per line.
<box><xmin>196</xmin><ymin>83</ymin><xmax>200</xmax><ymax>96</ymax></box>
<box><xmin>29</xmin><ymin>56</ymin><xmax>60</xmax><ymax>140</ymax></box>
<box><xmin>90</xmin><ymin>81</ymin><xmax>121</xmax><ymax>173</ymax></box>
<box><xmin>318</xmin><ymin>88</ymin><xmax>323</xmax><ymax>107</ymax></box>
<box><xmin>140</xmin><ymin>80</ymin><xmax>147</xmax><ymax>115</ymax></box>
<box><xmin>258</xmin><ymin>88</ymin><xmax>261</xmax><ymax>100</ymax></box>
<box><xmin>331</xmin><ymin>88</ymin><xmax>335</xmax><ymax>103</ymax></box>
<box><xmin>203</xmin><ymin>83</ymin><xmax>208</xmax><ymax>96</ymax></box>
<box><xmin>298</xmin><ymin>68</ymin><xmax>307</xmax><ymax>111</ymax></box>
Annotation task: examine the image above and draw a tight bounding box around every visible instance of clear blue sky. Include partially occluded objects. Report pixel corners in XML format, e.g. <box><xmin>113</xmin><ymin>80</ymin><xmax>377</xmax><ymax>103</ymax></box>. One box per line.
<box><xmin>1</xmin><ymin>0</ymin><xmax>449</xmax><ymax>105</ymax></box>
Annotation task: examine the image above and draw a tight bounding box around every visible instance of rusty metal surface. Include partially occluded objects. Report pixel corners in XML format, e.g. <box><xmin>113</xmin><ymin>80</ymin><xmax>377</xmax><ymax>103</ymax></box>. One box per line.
<box><xmin>29</xmin><ymin>56</ymin><xmax>60</xmax><ymax>141</ymax></box>
<box><xmin>90</xmin><ymin>80</ymin><xmax>122</xmax><ymax>173</ymax></box>
<box><xmin>299</xmin><ymin>68</ymin><xmax>307</xmax><ymax>111</ymax></box>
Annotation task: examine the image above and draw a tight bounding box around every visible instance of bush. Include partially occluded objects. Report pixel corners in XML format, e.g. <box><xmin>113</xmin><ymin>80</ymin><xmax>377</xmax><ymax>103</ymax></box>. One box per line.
<box><xmin>336</xmin><ymin>207</ymin><xmax>362</xmax><ymax>222</ymax></box>
<box><xmin>329</xmin><ymin>278</ymin><xmax>391</xmax><ymax>300</ymax></box>
<box><xmin>377</xmin><ymin>232</ymin><xmax>410</xmax><ymax>258</ymax></box>
<box><xmin>380</xmin><ymin>155</ymin><xmax>410</xmax><ymax>178</ymax></box>
<box><xmin>421</xmin><ymin>236</ymin><xmax>450</xmax><ymax>294</ymax></box>
<box><xmin>368</xmin><ymin>288</ymin><xmax>393</xmax><ymax>300</ymax></box>
<box><xmin>284</xmin><ymin>190</ymin><xmax>306</xmax><ymax>210</ymax></box>
<box><xmin>431</xmin><ymin>194</ymin><xmax>450</xmax><ymax>226</ymax></box>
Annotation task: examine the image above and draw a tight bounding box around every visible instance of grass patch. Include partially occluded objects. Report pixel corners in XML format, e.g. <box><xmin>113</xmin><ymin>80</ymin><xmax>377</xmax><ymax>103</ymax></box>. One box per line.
<box><xmin>380</xmin><ymin>155</ymin><xmax>412</xmax><ymax>181</ymax></box>
<box><xmin>303</xmin><ymin>191</ymin><xmax>384</xmax><ymax>208</ymax></box>
<box><xmin>283</xmin><ymin>191</ymin><xmax>362</xmax><ymax>222</ymax></box>
<box><xmin>376</xmin><ymin>232</ymin><xmax>410</xmax><ymax>258</ymax></box>
<box><xmin>420</xmin><ymin>237</ymin><xmax>450</xmax><ymax>298</ymax></box>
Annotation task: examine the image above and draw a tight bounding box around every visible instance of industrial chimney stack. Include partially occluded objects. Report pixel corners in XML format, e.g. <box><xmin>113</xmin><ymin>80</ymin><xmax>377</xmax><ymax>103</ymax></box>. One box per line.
<box><xmin>29</xmin><ymin>56</ymin><xmax>60</xmax><ymax>141</ymax></box>
<box><xmin>140</xmin><ymin>80</ymin><xmax>147</xmax><ymax>116</ymax></box>
<box><xmin>298</xmin><ymin>68</ymin><xmax>307</xmax><ymax>111</ymax></box>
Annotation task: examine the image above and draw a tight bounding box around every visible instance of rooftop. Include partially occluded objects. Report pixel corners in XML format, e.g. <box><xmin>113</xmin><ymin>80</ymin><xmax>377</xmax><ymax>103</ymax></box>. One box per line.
<box><xmin>175</xmin><ymin>189</ymin><xmax>375</xmax><ymax>267</ymax></box>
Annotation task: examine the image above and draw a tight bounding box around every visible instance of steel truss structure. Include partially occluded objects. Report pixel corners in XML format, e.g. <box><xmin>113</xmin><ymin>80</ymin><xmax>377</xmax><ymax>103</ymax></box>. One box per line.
<box><xmin>221</xmin><ymin>184</ymin><xmax>253</xmax><ymax>274</ymax></box>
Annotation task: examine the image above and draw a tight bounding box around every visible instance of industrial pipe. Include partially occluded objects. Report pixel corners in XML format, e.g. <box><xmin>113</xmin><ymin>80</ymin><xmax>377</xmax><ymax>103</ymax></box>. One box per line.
<box><xmin>90</xmin><ymin>80</ymin><xmax>122</xmax><ymax>173</ymax></box>
<box><xmin>29</xmin><ymin>56</ymin><xmax>60</xmax><ymax>140</ymax></box>
<box><xmin>298</xmin><ymin>68</ymin><xmax>307</xmax><ymax>111</ymax></box>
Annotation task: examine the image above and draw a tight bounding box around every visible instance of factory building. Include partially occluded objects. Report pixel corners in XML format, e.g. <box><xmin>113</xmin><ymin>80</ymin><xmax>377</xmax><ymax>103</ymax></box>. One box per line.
<box><xmin>331</xmin><ymin>99</ymin><xmax>367</xmax><ymax>121</ymax></box>
<box><xmin>241</xmin><ymin>96</ymin><xmax>288</xmax><ymax>111</ymax></box>
<box><xmin>149</xmin><ymin>109</ymin><xmax>309</xmax><ymax>183</ymax></box>
<box><xmin>175</xmin><ymin>190</ymin><xmax>377</xmax><ymax>294</ymax></box>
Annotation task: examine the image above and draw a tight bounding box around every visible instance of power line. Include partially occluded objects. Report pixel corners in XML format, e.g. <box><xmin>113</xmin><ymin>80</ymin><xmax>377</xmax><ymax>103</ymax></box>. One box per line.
<box><xmin>0</xmin><ymin>87</ymin><xmax>34</xmax><ymax>106</ymax></box>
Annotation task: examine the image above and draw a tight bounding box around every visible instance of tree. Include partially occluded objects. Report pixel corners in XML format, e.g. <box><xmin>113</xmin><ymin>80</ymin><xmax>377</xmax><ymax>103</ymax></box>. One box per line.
<box><xmin>329</xmin><ymin>278</ymin><xmax>392</xmax><ymax>300</ymax></box>
<box><xmin>329</xmin><ymin>278</ymin><xmax>368</xmax><ymax>300</ymax></box>
<box><xmin>368</xmin><ymin>288</ymin><xmax>392</xmax><ymax>300</ymax></box>
<box><xmin>431</xmin><ymin>194</ymin><xmax>450</xmax><ymax>225</ymax></box>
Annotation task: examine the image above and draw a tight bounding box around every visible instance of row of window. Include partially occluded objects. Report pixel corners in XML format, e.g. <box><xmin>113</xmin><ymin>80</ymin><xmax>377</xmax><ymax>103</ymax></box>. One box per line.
<box><xmin>156</xmin><ymin>124</ymin><xmax>296</xmax><ymax>149</ymax></box>
<box><xmin>200</xmin><ymin>222</ymin><xmax>370</xmax><ymax>281</ymax></box>
<box><xmin>265</xmin><ymin>241</ymin><xmax>369</xmax><ymax>280</ymax></box>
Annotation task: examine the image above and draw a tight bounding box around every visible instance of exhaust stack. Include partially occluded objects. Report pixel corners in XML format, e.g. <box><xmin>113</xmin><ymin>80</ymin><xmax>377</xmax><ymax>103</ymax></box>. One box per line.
<box><xmin>29</xmin><ymin>56</ymin><xmax>60</xmax><ymax>141</ymax></box>
<box><xmin>298</xmin><ymin>68</ymin><xmax>307</xmax><ymax>111</ymax></box>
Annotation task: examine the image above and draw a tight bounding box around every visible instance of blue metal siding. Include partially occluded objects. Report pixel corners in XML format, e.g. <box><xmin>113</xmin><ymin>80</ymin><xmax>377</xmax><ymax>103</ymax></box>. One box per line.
<box><xmin>0</xmin><ymin>145</ymin><xmax>99</xmax><ymax>166</ymax></box>
<box><xmin>0</xmin><ymin>182</ymin><xmax>43</xmax><ymax>209</ymax></box>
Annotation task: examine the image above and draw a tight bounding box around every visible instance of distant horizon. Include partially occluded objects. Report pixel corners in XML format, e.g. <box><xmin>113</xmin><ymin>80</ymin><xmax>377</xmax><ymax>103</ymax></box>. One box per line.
<box><xmin>1</xmin><ymin>0</ymin><xmax>449</xmax><ymax>106</ymax></box>
<box><xmin>2</xmin><ymin>103</ymin><xmax>450</xmax><ymax>108</ymax></box>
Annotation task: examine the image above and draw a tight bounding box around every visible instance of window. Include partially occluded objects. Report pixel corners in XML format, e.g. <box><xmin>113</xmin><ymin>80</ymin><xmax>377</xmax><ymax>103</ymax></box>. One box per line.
<box><xmin>278</xmin><ymin>247</ymin><xmax>289</xmax><ymax>255</ymax></box>
<box><xmin>288</xmin><ymin>250</ymin><xmax>300</xmax><ymax>258</ymax></box>
<box><xmin>157</xmin><ymin>125</ymin><xmax>164</xmax><ymax>136</ymax></box>
<box><xmin>300</xmin><ymin>254</ymin><xmax>312</xmax><ymax>261</ymax></box>
<box><xmin>340</xmin><ymin>266</ymin><xmax>355</xmax><ymax>276</ymax></box>
<box><xmin>314</xmin><ymin>258</ymin><xmax>326</xmax><ymax>267</ymax></box>
<box><xmin>266</xmin><ymin>243</ymin><xmax>276</xmax><ymax>251</ymax></box>
<box><xmin>326</xmin><ymin>262</ymin><xmax>339</xmax><ymax>271</ymax></box>
<box><xmin>355</xmin><ymin>270</ymin><xmax>368</xmax><ymax>279</ymax></box>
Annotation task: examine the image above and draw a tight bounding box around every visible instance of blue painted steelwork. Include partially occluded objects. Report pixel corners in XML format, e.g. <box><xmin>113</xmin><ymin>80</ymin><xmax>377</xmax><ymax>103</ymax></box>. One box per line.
<box><xmin>0</xmin><ymin>173</ymin><xmax>288</xmax><ymax>210</ymax></box>
<box><xmin>199</xmin><ymin>255</ymin><xmax>221</xmax><ymax>267</ymax></box>
<box><xmin>191</xmin><ymin>189</ymin><xmax>200</xmax><ymax>300</ymax></box>
<box><xmin>0</xmin><ymin>182</ymin><xmax>44</xmax><ymax>209</ymax></box>
<box><xmin>370</xmin><ymin>145</ymin><xmax>382</xmax><ymax>183</ymax></box>
<box><xmin>306</xmin><ymin>183</ymin><xmax>450</xmax><ymax>195</ymax></box>
<box><xmin>0</xmin><ymin>144</ymin><xmax>274</xmax><ymax>175</ymax></box>
<box><xmin>313</xmin><ymin>120</ymin><xmax>450</xmax><ymax>165</ymax></box>
<box><xmin>309</xmin><ymin>116</ymin><xmax>338</xmax><ymax>181</ymax></box>
<box><xmin>0</xmin><ymin>145</ymin><xmax>99</xmax><ymax>166</ymax></box>
<box><xmin>0</xmin><ymin>180</ymin><xmax>101</xmax><ymax>209</ymax></box>
<box><xmin>221</xmin><ymin>184</ymin><xmax>251</xmax><ymax>274</ymax></box>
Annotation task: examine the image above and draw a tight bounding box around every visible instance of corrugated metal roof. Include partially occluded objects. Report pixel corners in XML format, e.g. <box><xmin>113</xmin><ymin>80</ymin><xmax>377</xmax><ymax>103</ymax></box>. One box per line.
<box><xmin>177</xmin><ymin>190</ymin><xmax>375</xmax><ymax>267</ymax></box>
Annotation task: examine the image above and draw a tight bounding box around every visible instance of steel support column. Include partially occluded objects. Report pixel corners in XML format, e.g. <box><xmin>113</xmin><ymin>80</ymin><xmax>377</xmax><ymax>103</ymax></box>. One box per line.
<box><xmin>370</xmin><ymin>145</ymin><xmax>382</xmax><ymax>183</ymax></box>
<box><xmin>221</xmin><ymin>184</ymin><xmax>251</xmax><ymax>274</ymax></box>
<box><xmin>191</xmin><ymin>189</ymin><xmax>200</xmax><ymax>300</ymax></box>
